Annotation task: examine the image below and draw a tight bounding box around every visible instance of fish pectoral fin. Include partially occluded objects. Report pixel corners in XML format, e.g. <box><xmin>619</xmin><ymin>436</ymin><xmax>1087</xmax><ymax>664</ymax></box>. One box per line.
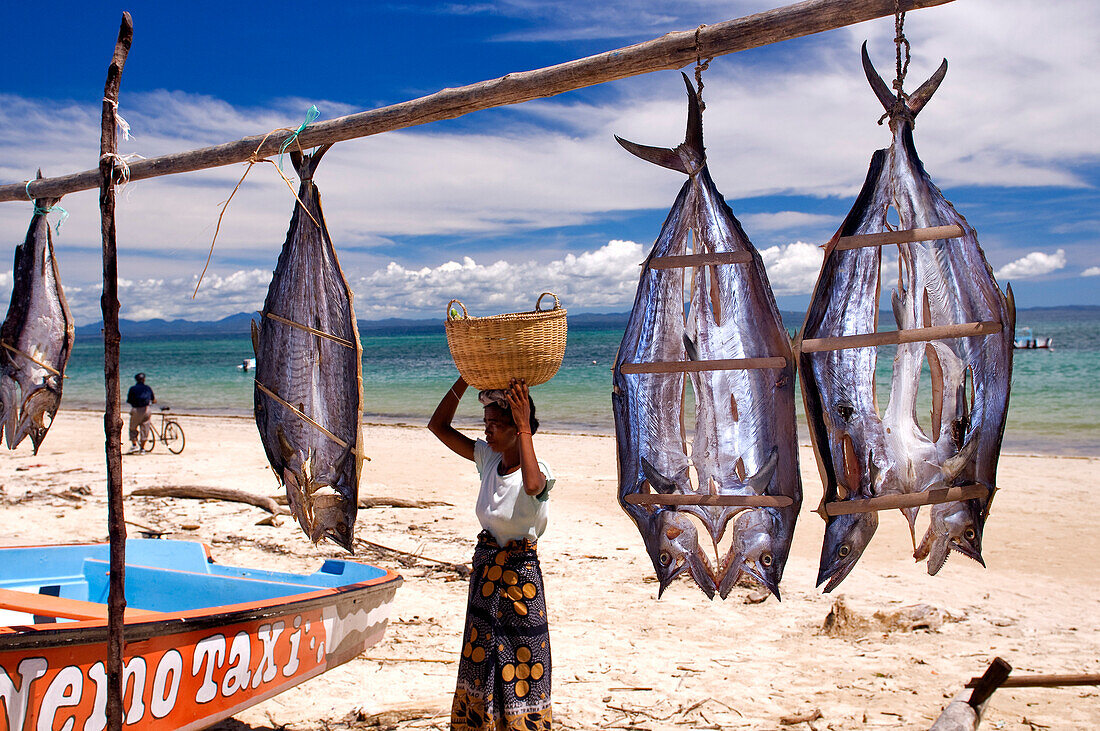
<box><xmin>743</xmin><ymin>447</ymin><xmax>779</xmax><ymax>496</ymax></box>
<box><xmin>640</xmin><ymin>457</ymin><xmax>678</xmax><ymax>494</ymax></box>
<box><xmin>682</xmin><ymin>333</ymin><xmax>700</xmax><ymax>361</ymax></box>
<box><xmin>941</xmin><ymin>428</ymin><xmax>981</xmax><ymax>482</ymax></box>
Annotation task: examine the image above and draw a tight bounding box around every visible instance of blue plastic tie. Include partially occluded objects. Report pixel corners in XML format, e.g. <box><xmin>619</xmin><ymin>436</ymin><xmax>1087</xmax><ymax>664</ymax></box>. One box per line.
<box><xmin>278</xmin><ymin>105</ymin><xmax>320</xmax><ymax>171</ymax></box>
<box><xmin>27</xmin><ymin>180</ymin><xmax>69</xmax><ymax>235</ymax></box>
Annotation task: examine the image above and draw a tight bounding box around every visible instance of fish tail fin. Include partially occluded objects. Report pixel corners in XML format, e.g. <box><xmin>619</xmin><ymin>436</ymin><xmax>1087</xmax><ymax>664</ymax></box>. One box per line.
<box><xmin>290</xmin><ymin>143</ymin><xmax>333</xmax><ymax>181</ymax></box>
<box><xmin>862</xmin><ymin>42</ymin><xmax>947</xmax><ymax>119</ymax></box>
<box><xmin>615</xmin><ymin>73</ymin><xmax>705</xmax><ymax>174</ymax></box>
<box><xmin>1004</xmin><ymin>282</ymin><xmax>1017</xmax><ymax>333</ymax></box>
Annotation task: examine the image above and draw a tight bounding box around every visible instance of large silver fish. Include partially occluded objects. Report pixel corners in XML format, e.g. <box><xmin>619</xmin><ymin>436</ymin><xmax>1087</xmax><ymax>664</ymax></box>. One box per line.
<box><xmin>805</xmin><ymin>46</ymin><xmax>1014</xmax><ymax>590</ymax></box>
<box><xmin>613</xmin><ymin>75</ymin><xmax>800</xmax><ymax>600</ymax></box>
<box><xmin>0</xmin><ymin>172</ymin><xmax>75</xmax><ymax>453</ymax></box>
<box><xmin>253</xmin><ymin>146</ymin><xmax>364</xmax><ymax>551</ymax></box>
<box><xmin>851</xmin><ymin>46</ymin><xmax>1014</xmax><ymax>576</ymax></box>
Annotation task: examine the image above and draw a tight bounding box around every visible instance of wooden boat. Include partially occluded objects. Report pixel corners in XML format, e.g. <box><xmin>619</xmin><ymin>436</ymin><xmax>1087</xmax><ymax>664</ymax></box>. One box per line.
<box><xmin>1013</xmin><ymin>327</ymin><xmax>1053</xmax><ymax>350</ymax></box>
<box><xmin>0</xmin><ymin>538</ymin><xmax>402</xmax><ymax>730</ymax></box>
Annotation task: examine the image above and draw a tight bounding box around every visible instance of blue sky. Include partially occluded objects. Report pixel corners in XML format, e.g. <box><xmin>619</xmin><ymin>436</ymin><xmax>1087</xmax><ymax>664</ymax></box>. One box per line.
<box><xmin>0</xmin><ymin>0</ymin><xmax>1097</xmax><ymax>322</ymax></box>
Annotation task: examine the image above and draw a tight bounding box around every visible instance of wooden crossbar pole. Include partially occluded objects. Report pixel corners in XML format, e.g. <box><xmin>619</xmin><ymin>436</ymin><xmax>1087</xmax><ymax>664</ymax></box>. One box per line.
<box><xmin>800</xmin><ymin>320</ymin><xmax>1002</xmax><ymax>354</ymax></box>
<box><xmin>620</xmin><ymin>357</ymin><xmax>788</xmax><ymax>374</ymax></box>
<box><xmin>824</xmin><ymin>484</ymin><xmax>988</xmax><ymax>517</ymax></box>
<box><xmin>834</xmin><ymin>224</ymin><xmax>964</xmax><ymax>251</ymax></box>
<box><xmin>649</xmin><ymin>252</ymin><xmax>754</xmax><ymax>269</ymax></box>
<box><xmin>624</xmin><ymin>493</ymin><xmax>793</xmax><ymax>508</ymax></box>
<box><xmin>1</xmin><ymin>0</ymin><xmax>955</xmax><ymax>204</ymax></box>
<box><xmin>965</xmin><ymin>673</ymin><xmax>1100</xmax><ymax>690</ymax></box>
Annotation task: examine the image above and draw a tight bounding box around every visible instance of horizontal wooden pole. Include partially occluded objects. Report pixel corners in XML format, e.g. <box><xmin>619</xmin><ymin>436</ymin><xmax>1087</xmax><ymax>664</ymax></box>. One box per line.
<box><xmin>624</xmin><ymin>493</ymin><xmax>793</xmax><ymax>508</ymax></box>
<box><xmin>965</xmin><ymin>673</ymin><xmax>1100</xmax><ymax>690</ymax></box>
<box><xmin>649</xmin><ymin>252</ymin><xmax>753</xmax><ymax>269</ymax></box>
<box><xmin>1</xmin><ymin>0</ymin><xmax>955</xmax><ymax>203</ymax></box>
<box><xmin>620</xmin><ymin>356</ymin><xmax>788</xmax><ymax>374</ymax></box>
<box><xmin>824</xmin><ymin>484</ymin><xmax>988</xmax><ymax>516</ymax></box>
<box><xmin>834</xmin><ymin>224</ymin><xmax>964</xmax><ymax>251</ymax></box>
<box><xmin>800</xmin><ymin>320</ymin><xmax>1002</xmax><ymax>354</ymax></box>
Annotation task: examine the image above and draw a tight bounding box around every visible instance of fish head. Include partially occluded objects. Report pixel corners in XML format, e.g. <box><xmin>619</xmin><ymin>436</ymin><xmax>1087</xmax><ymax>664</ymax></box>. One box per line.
<box><xmin>917</xmin><ymin>500</ymin><xmax>984</xmax><ymax>575</ymax></box>
<box><xmin>817</xmin><ymin>510</ymin><xmax>879</xmax><ymax>592</ymax></box>
<box><xmin>307</xmin><ymin>486</ymin><xmax>356</xmax><ymax>552</ymax></box>
<box><xmin>18</xmin><ymin>385</ymin><xmax>61</xmax><ymax>454</ymax></box>
<box><xmin>725</xmin><ymin>509</ymin><xmax>783</xmax><ymax>600</ymax></box>
<box><xmin>642</xmin><ymin>510</ymin><xmax>713</xmax><ymax>598</ymax></box>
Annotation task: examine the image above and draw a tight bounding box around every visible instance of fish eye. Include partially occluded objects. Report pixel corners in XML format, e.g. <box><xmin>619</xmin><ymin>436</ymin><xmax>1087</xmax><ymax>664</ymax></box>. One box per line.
<box><xmin>659</xmin><ymin>552</ymin><xmax>671</xmax><ymax>567</ymax></box>
<box><xmin>838</xmin><ymin>544</ymin><xmax>850</xmax><ymax>558</ymax></box>
<box><xmin>761</xmin><ymin>553</ymin><xmax>773</xmax><ymax>567</ymax></box>
<box><xmin>964</xmin><ymin>528</ymin><xmax>976</xmax><ymax>541</ymax></box>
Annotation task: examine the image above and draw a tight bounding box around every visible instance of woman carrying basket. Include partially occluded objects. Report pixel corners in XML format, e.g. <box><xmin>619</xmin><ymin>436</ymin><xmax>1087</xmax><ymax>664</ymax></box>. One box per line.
<box><xmin>429</xmin><ymin>376</ymin><xmax>554</xmax><ymax>730</ymax></box>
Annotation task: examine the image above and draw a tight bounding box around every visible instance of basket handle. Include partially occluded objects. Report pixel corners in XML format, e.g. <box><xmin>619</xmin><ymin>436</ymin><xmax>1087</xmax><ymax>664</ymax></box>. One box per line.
<box><xmin>447</xmin><ymin>299</ymin><xmax>469</xmax><ymax>320</ymax></box>
<box><xmin>535</xmin><ymin>292</ymin><xmax>561</xmax><ymax>312</ymax></box>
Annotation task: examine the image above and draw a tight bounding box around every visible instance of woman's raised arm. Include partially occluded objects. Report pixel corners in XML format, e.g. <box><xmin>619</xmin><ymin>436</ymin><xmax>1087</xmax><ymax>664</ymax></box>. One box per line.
<box><xmin>428</xmin><ymin>376</ymin><xmax>476</xmax><ymax>461</ymax></box>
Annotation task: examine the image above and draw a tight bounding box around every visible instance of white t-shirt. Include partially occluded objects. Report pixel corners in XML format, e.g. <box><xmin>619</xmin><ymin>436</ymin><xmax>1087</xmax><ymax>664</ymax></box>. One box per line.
<box><xmin>473</xmin><ymin>439</ymin><xmax>554</xmax><ymax>545</ymax></box>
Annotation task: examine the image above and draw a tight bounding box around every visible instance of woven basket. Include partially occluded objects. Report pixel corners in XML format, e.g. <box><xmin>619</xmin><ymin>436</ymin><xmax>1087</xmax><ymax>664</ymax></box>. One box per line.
<box><xmin>444</xmin><ymin>293</ymin><xmax>567</xmax><ymax>390</ymax></box>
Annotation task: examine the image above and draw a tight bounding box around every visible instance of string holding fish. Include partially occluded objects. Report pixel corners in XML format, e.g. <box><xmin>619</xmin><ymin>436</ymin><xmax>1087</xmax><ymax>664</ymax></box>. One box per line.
<box><xmin>24</xmin><ymin>180</ymin><xmax>69</xmax><ymax>236</ymax></box>
<box><xmin>692</xmin><ymin>24</ymin><xmax>713</xmax><ymax>113</ymax></box>
<box><xmin>195</xmin><ymin>105</ymin><xmax>324</xmax><ymax>297</ymax></box>
<box><xmin>278</xmin><ymin>105</ymin><xmax>320</xmax><ymax>172</ymax></box>
<box><xmin>878</xmin><ymin>0</ymin><xmax>913</xmax><ymax>126</ymax></box>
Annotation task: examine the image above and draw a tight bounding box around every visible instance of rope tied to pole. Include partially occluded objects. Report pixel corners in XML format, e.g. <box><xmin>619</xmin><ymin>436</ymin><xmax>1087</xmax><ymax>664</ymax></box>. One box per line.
<box><xmin>102</xmin><ymin>98</ymin><xmax>132</xmax><ymax>141</ymax></box>
<box><xmin>878</xmin><ymin>0</ymin><xmax>914</xmax><ymax>126</ymax></box>
<box><xmin>693</xmin><ymin>24</ymin><xmax>713</xmax><ymax>111</ymax></box>
<box><xmin>194</xmin><ymin>109</ymin><xmax>325</xmax><ymax>297</ymax></box>
<box><xmin>278</xmin><ymin>104</ymin><xmax>319</xmax><ymax>171</ymax></box>
<box><xmin>25</xmin><ymin>180</ymin><xmax>69</xmax><ymax>235</ymax></box>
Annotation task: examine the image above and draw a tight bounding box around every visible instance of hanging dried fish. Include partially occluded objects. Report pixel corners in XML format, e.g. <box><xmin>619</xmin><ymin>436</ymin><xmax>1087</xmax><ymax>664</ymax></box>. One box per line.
<box><xmin>0</xmin><ymin>172</ymin><xmax>75</xmax><ymax>453</ymax></box>
<box><xmin>252</xmin><ymin>145</ymin><xmax>364</xmax><ymax>551</ymax></box>
<box><xmin>804</xmin><ymin>46</ymin><xmax>1014</xmax><ymax>590</ymax></box>
<box><xmin>613</xmin><ymin>75</ymin><xmax>800</xmax><ymax>599</ymax></box>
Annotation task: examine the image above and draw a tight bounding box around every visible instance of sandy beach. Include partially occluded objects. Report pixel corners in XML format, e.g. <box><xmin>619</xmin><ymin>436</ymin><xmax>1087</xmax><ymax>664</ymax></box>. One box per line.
<box><xmin>1</xmin><ymin>410</ymin><xmax>1097</xmax><ymax>730</ymax></box>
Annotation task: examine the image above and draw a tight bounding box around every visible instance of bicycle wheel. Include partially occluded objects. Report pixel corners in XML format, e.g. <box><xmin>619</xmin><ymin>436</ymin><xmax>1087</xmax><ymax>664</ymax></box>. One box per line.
<box><xmin>163</xmin><ymin>421</ymin><xmax>186</xmax><ymax>454</ymax></box>
<box><xmin>138</xmin><ymin>426</ymin><xmax>156</xmax><ymax>453</ymax></box>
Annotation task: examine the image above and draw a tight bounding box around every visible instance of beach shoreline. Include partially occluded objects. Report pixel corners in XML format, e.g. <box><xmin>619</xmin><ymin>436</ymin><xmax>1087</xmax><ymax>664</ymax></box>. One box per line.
<box><xmin>2</xmin><ymin>410</ymin><xmax>1097</xmax><ymax>729</ymax></box>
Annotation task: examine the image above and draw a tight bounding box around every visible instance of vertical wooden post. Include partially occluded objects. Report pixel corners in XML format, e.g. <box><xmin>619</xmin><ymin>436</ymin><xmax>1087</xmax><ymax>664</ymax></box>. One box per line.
<box><xmin>99</xmin><ymin>12</ymin><xmax>133</xmax><ymax>731</ymax></box>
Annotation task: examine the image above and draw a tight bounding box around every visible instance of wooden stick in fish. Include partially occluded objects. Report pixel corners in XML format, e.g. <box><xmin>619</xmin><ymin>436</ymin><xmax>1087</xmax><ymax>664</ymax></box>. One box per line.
<box><xmin>823</xmin><ymin>484</ymin><xmax>989</xmax><ymax>516</ymax></box>
<box><xmin>3</xmin><ymin>0</ymin><xmax>956</xmax><ymax>203</ymax></box>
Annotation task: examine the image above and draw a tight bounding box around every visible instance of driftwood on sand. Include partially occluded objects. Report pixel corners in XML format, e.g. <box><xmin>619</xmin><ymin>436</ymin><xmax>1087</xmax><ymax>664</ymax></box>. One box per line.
<box><xmin>130</xmin><ymin>485</ymin><xmax>287</xmax><ymax>515</ymax></box>
<box><xmin>273</xmin><ymin>494</ymin><xmax>450</xmax><ymax>509</ymax></box>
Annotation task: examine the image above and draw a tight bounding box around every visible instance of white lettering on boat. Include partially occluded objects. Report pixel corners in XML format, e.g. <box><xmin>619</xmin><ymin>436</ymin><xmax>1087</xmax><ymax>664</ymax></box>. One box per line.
<box><xmin>252</xmin><ymin>621</ymin><xmax>284</xmax><ymax>688</ymax></box>
<box><xmin>121</xmin><ymin>657</ymin><xmax>147</xmax><ymax>724</ymax></box>
<box><xmin>0</xmin><ymin>656</ymin><xmax>47</xmax><ymax>731</ymax></box>
<box><xmin>192</xmin><ymin>633</ymin><xmax>227</xmax><ymax>703</ymax></box>
<box><xmin>82</xmin><ymin>662</ymin><xmax>106</xmax><ymax>731</ymax></box>
<box><xmin>220</xmin><ymin>632</ymin><xmax>252</xmax><ymax>696</ymax></box>
<box><xmin>282</xmin><ymin>614</ymin><xmax>303</xmax><ymax>677</ymax></box>
<box><xmin>36</xmin><ymin>664</ymin><xmax>81</xmax><ymax>731</ymax></box>
<box><xmin>150</xmin><ymin>650</ymin><xmax>182</xmax><ymax>719</ymax></box>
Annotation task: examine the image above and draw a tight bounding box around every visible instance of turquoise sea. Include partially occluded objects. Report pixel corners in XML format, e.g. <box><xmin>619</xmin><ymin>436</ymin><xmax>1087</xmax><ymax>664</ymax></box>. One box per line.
<box><xmin>61</xmin><ymin>309</ymin><xmax>1098</xmax><ymax>456</ymax></box>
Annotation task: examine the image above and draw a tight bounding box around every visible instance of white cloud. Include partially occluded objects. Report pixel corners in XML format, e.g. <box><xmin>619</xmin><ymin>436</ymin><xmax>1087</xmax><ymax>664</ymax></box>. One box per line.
<box><xmin>355</xmin><ymin>239</ymin><xmax>645</xmax><ymax>318</ymax></box>
<box><xmin>996</xmin><ymin>249</ymin><xmax>1067</xmax><ymax>279</ymax></box>
<box><xmin>740</xmin><ymin>211</ymin><xmax>837</xmax><ymax>234</ymax></box>
<box><xmin>757</xmin><ymin>242</ymin><xmax>824</xmax><ymax>295</ymax></box>
<box><xmin>1081</xmin><ymin>266</ymin><xmax>1100</xmax><ymax>277</ymax></box>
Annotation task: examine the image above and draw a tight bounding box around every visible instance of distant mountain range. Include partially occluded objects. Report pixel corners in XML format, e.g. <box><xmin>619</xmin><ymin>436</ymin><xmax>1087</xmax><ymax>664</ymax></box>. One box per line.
<box><xmin>74</xmin><ymin>305</ymin><xmax>1099</xmax><ymax>338</ymax></box>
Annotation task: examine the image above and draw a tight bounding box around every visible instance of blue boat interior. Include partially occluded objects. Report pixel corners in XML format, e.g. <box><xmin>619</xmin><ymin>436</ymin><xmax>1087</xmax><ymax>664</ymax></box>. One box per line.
<box><xmin>0</xmin><ymin>539</ymin><xmax>389</xmax><ymax>616</ymax></box>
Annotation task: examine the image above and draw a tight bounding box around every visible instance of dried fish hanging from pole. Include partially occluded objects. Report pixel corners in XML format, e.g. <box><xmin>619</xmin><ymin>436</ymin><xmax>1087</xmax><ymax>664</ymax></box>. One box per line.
<box><xmin>252</xmin><ymin>143</ymin><xmax>365</xmax><ymax>551</ymax></box>
<box><xmin>798</xmin><ymin>4</ymin><xmax>1014</xmax><ymax>592</ymax></box>
<box><xmin>612</xmin><ymin>66</ymin><xmax>801</xmax><ymax>600</ymax></box>
<box><xmin>0</xmin><ymin>173</ymin><xmax>75</xmax><ymax>453</ymax></box>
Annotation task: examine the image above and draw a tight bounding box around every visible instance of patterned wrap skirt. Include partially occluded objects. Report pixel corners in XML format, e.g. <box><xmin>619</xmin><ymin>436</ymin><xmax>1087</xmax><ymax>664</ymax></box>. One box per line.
<box><xmin>451</xmin><ymin>530</ymin><xmax>552</xmax><ymax>730</ymax></box>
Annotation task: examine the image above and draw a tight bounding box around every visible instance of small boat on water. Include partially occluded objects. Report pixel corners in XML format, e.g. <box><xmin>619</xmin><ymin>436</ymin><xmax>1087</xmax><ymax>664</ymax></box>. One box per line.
<box><xmin>0</xmin><ymin>539</ymin><xmax>401</xmax><ymax>730</ymax></box>
<box><xmin>1013</xmin><ymin>327</ymin><xmax>1053</xmax><ymax>350</ymax></box>
<box><xmin>237</xmin><ymin>357</ymin><xmax>257</xmax><ymax>371</ymax></box>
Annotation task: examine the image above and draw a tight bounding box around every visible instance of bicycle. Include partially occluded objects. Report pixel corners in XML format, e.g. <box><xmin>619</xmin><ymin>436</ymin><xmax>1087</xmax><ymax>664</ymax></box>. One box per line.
<box><xmin>137</xmin><ymin>407</ymin><xmax>186</xmax><ymax>454</ymax></box>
